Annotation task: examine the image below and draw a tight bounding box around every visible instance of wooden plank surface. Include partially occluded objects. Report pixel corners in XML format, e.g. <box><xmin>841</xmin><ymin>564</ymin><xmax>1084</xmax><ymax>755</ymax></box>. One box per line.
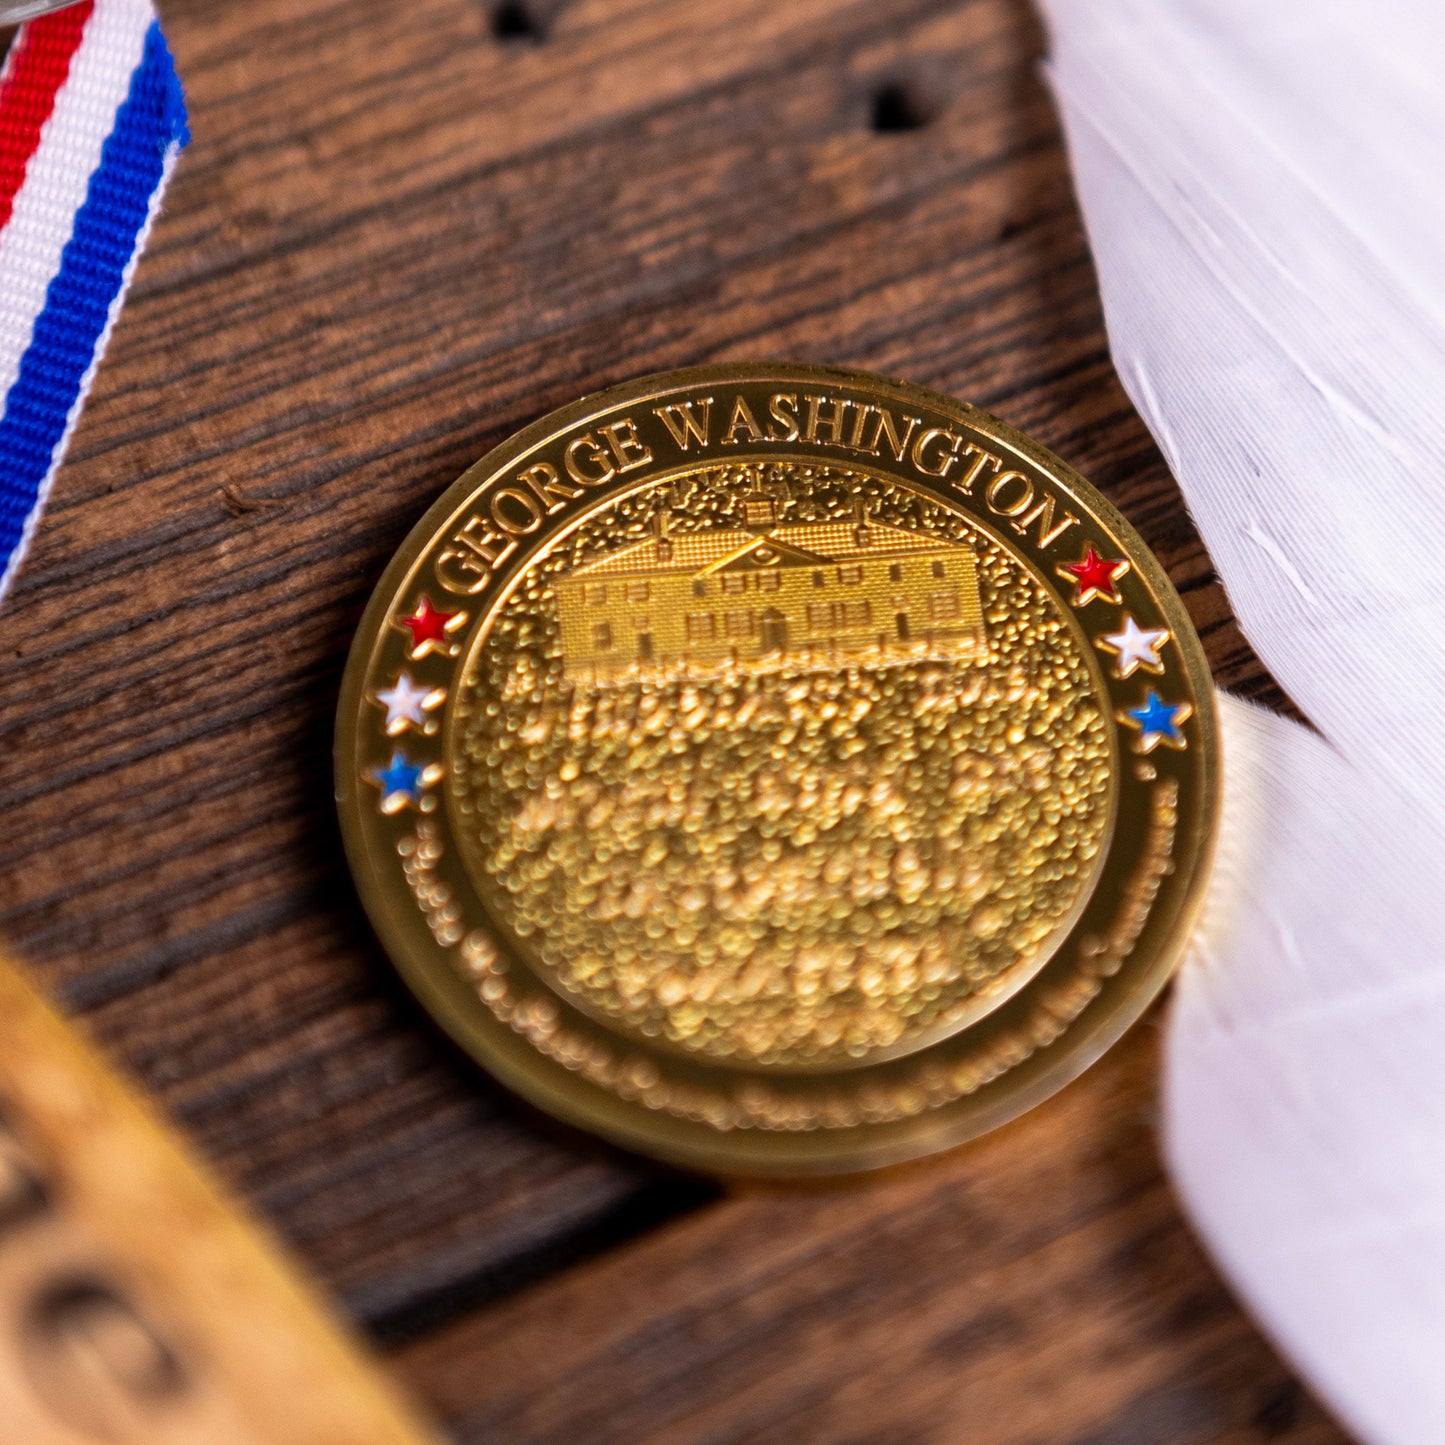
<box><xmin>0</xmin><ymin>0</ymin><xmax>1345</xmax><ymax>1439</ymax></box>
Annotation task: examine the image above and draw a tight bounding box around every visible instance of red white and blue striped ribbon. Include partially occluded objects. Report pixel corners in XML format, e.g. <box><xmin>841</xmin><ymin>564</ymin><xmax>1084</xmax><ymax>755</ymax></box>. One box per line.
<box><xmin>0</xmin><ymin>0</ymin><xmax>186</xmax><ymax>599</ymax></box>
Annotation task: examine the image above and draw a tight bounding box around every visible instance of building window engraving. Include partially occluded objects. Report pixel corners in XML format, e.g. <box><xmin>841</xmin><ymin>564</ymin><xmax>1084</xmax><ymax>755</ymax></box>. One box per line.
<box><xmin>553</xmin><ymin>503</ymin><xmax>985</xmax><ymax>680</ymax></box>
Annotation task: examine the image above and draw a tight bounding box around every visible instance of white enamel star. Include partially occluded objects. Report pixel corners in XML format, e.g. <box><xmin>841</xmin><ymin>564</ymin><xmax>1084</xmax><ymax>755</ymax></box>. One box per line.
<box><xmin>374</xmin><ymin>671</ymin><xmax>443</xmax><ymax>733</ymax></box>
<box><xmin>1097</xmin><ymin>614</ymin><xmax>1170</xmax><ymax>678</ymax></box>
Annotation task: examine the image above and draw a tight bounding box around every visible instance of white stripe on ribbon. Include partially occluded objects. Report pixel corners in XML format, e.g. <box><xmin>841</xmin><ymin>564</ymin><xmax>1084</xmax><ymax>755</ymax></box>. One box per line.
<box><xmin>0</xmin><ymin>0</ymin><xmax>150</xmax><ymax>412</ymax></box>
<box><xmin>1</xmin><ymin>135</ymin><xmax>180</xmax><ymax>600</ymax></box>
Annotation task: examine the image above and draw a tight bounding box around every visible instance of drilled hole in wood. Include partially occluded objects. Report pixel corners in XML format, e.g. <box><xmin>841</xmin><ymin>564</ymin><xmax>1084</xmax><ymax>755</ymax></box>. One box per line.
<box><xmin>491</xmin><ymin>0</ymin><xmax>546</xmax><ymax>42</ymax></box>
<box><xmin>870</xmin><ymin>79</ymin><xmax>938</xmax><ymax>133</ymax></box>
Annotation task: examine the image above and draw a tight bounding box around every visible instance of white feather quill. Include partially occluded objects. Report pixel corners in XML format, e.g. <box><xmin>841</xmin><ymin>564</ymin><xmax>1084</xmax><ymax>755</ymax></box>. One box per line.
<box><xmin>1037</xmin><ymin>2</ymin><xmax>1445</xmax><ymax>1440</ymax></box>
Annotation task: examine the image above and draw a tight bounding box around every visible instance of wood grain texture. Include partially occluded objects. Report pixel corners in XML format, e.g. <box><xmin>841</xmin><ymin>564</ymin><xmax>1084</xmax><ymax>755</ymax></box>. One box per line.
<box><xmin>0</xmin><ymin>0</ymin><xmax>1343</xmax><ymax>1440</ymax></box>
<box><xmin>399</xmin><ymin>1028</ymin><xmax>1344</xmax><ymax>1445</ymax></box>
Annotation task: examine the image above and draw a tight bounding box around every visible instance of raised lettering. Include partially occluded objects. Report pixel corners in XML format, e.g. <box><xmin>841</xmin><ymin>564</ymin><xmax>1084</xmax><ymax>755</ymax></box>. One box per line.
<box><xmin>653</xmin><ymin>397</ymin><xmax>713</xmax><ymax>451</ymax></box>
<box><xmin>1017</xmin><ymin>493</ymin><xmax>1080</xmax><ymax>550</ymax></box>
<box><xmin>985</xmin><ymin>470</ymin><xmax>1035</xmax><ymax>519</ymax></box>
<box><xmin>456</xmin><ymin>515</ymin><xmax>513</xmax><ymax>563</ymax></box>
<box><xmin>910</xmin><ymin>426</ymin><xmax>965</xmax><ymax>478</ymax></box>
<box><xmin>721</xmin><ymin>394</ymin><xmax>768</xmax><ymax>445</ymax></box>
<box><xmin>766</xmin><ymin>393</ymin><xmax>800</xmax><ymax>442</ymax></box>
<box><xmin>803</xmin><ymin>394</ymin><xmax>850</xmax><ymax>446</ymax></box>
<box><xmin>435</xmin><ymin>515</ymin><xmax>516</xmax><ymax>593</ymax></box>
<box><xmin>868</xmin><ymin>407</ymin><xmax>921</xmax><ymax>462</ymax></box>
<box><xmin>490</xmin><ymin>485</ymin><xmax>545</xmax><ymax>536</ymax></box>
<box><xmin>599</xmin><ymin>417</ymin><xmax>654</xmax><ymax>473</ymax></box>
<box><xmin>518</xmin><ymin>461</ymin><xmax>583</xmax><ymax>513</ymax></box>
<box><xmin>952</xmin><ymin>443</ymin><xmax>1001</xmax><ymax>496</ymax></box>
<box><xmin>564</xmin><ymin>434</ymin><xmax>615</xmax><ymax>486</ymax></box>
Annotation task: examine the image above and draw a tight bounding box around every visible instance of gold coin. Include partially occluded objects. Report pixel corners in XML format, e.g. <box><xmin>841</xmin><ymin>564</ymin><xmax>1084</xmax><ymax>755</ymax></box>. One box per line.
<box><xmin>336</xmin><ymin>364</ymin><xmax>1219</xmax><ymax>1175</ymax></box>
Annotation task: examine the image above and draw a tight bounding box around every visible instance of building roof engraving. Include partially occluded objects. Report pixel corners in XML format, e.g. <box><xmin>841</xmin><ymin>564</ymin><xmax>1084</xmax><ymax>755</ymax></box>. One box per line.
<box><xmin>563</xmin><ymin>518</ymin><xmax>965</xmax><ymax>582</ymax></box>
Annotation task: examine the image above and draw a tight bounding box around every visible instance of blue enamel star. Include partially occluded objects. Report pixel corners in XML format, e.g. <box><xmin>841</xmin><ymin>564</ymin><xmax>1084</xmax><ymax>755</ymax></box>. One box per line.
<box><xmin>1119</xmin><ymin>689</ymin><xmax>1192</xmax><ymax>753</ymax></box>
<box><xmin>370</xmin><ymin>750</ymin><xmax>437</xmax><ymax>811</ymax></box>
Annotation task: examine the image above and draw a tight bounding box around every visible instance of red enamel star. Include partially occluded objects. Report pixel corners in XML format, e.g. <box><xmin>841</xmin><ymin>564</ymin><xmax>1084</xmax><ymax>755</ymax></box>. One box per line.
<box><xmin>396</xmin><ymin>596</ymin><xmax>462</xmax><ymax>656</ymax></box>
<box><xmin>1057</xmin><ymin>545</ymin><xmax>1129</xmax><ymax>606</ymax></box>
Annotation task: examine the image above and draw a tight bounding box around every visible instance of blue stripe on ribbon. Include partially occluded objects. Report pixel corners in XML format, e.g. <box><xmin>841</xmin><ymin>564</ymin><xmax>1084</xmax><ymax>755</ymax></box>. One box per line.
<box><xmin>0</xmin><ymin>21</ymin><xmax>188</xmax><ymax>575</ymax></box>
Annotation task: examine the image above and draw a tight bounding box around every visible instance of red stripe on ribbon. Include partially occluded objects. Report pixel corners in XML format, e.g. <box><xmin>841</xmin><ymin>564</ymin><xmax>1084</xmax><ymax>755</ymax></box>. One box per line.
<box><xmin>0</xmin><ymin>3</ymin><xmax>94</xmax><ymax>232</ymax></box>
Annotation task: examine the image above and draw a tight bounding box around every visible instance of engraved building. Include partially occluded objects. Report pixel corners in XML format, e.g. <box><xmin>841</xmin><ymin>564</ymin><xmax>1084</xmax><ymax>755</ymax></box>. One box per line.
<box><xmin>554</xmin><ymin>490</ymin><xmax>984</xmax><ymax>680</ymax></box>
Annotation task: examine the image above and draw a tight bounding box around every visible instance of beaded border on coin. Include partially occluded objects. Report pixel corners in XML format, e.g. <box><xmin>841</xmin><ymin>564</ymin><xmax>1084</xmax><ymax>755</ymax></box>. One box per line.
<box><xmin>336</xmin><ymin>364</ymin><xmax>1219</xmax><ymax>1176</ymax></box>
